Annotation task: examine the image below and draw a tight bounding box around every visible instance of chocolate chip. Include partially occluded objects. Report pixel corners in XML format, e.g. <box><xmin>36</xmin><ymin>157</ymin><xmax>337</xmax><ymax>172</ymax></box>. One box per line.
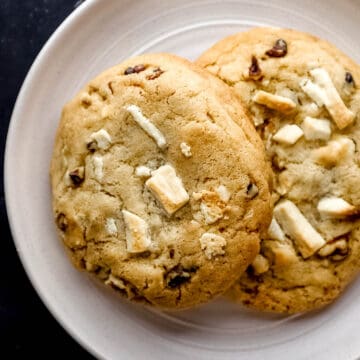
<box><xmin>56</xmin><ymin>213</ymin><xmax>68</xmax><ymax>232</ymax></box>
<box><xmin>246</xmin><ymin>183</ymin><xmax>259</xmax><ymax>199</ymax></box>
<box><xmin>124</xmin><ymin>67</ymin><xmax>135</xmax><ymax>75</ymax></box>
<box><xmin>86</xmin><ymin>140</ymin><xmax>97</xmax><ymax>152</ymax></box>
<box><xmin>345</xmin><ymin>72</ymin><xmax>355</xmax><ymax>85</ymax></box>
<box><xmin>166</xmin><ymin>264</ymin><xmax>196</xmax><ymax>288</ymax></box>
<box><xmin>169</xmin><ymin>249</ymin><xmax>175</xmax><ymax>259</ymax></box>
<box><xmin>146</xmin><ymin>67</ymin><xmax>164</xmax><ymax>80</ymax></box>
<box><xmin>69</xmin><ymin>167</ymin><xmax>85</xmax><ymax>186</ymax></box>
<box><xmin>265</xmin><ymin>39</ymin><xmax>288</xmax><ymax>57</ymax></box>
<box><xmin>168</xmin><ymin>275</ymin><xmax>190</xmax><ymax>288</ymax></box>
<box><xmin>248</xmin><ymin>56</ymin><xmax>263</xmax><ymax>80</ymax></box>
<box><xmin>124</xmin><ymin>64</ymin><xmax>146</xmax><ymax>75</ymax></box>
<box><xmin>133</xmin><ymin>64</ymin><xmax>146</xmax><ymax>73</ymax></box>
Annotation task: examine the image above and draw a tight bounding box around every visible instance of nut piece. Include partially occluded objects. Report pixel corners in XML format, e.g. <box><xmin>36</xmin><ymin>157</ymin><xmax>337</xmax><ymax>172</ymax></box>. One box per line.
<box><xmin>248</xmin><ymin>56</ymin><xmax>262</xmax><ymax>80</ymax></box>
<box><xmin>199</xmin><ymin>233</ymin><xmax>226</xmax><ymax>260</ymax></box>
<box><xmin>69</xmin><ymin>167</ymin><xmax>85</xmax><ymax>186</ymax></box>
<box><xmin>88</xmin><ymin>129</ymin><xmax>112</xmax><ymax>150</ymax></box>
<box><xmin>92</xmin><ymin>155</ymin><xmax>103</xmax><ymax>181</ymax></box>
<box><xmin>318</xmin><ymin>238</ymin><xmax>348</xmax><ymax>257</ymax></box>
<box><xmin>268</xmin><ymin>218</ymin><xmax>286</xmax><ymax>242</ymax></box>
<box><xmin>273</xmin><ymin>124</ymin><xmax>304</xmax><ymax>145</ymax></box>
<box><xmin>253</xmin><ymin>90</ymin><xmax>296</xmax><ymax>113</ymax></box>
<box><xmin>302</xmin><ymin>116</ymin><xmax>331</xmax><ymax>141</ymax></box>
<box><xmin>180</xmin><ymin>142</ymin><xmax>192</xmax><ymax>158</ymax></box>
<box><xmin>200</xmin><ymin>202</ymin><xmax>224</xmax><ymax>225</ymax></box>
<box><xmin>146</xmin><ymin>67</ymin><xmax>164</xmax><ymax>80</ymax></box>
<box><xmin>145</xmin><ymin>164</ymin><xmax>189</xmax><ymax>216</ymax></box>
<box><xmin>135</xmin><ymin>166</ymin><xmax>152</xmax><ymax>178</ymax></box>
<box><xmin>274</xmin><ymin>200</ymin><xmax>326</xmax><ymax>258</ymax></box>
<box><xmin>302</xmin><ymin>68</ymin><xmax>355</xmax><ymax>129</ymax></box>
<box><xmin>317</xmin><ymin>197</ymin><xmax>356</xmax><ymax>218</ymax></box>
<box><xmin>194</xmin><ymin>190</ymin><xmax>228</xmax><ymax>224</ymax></box>
<box><xmin>125</xmin><ymin>105</ymin><xmax>167</xmax><ymax>150</ymax></box>
<box><xmin>105</xmin><ymin>218</ymin><xmax>118</xmax><ymax>235</ymax></box>
<box><xmin>265</xmin><ymin>39</ymin><xmax>288</xmax><ymax>57</ymax></box>
<box><xmin>216</xmin><ymin>185</ymin><xmax>231</xmax><ymax>203</ymax></box>
<box><xmin>251</xmin><ymin>254</ymin><xmax>270</xmax><ymax>275</ymax></box>
<box><xmin>312</xmin><ymin>137</ymin><xmax>355</xmax><ymax>167</ymax></box>
<box><xmin>122</xmin><ymin>210</ymin><xmax>151</xmax><ymax>253</ymax></box>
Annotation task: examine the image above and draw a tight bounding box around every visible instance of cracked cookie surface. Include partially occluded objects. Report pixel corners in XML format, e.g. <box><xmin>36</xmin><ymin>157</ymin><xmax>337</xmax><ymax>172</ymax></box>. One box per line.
<box><xmin>50</xmin><ymin>53</ymin><xmax>272</xmax><ymax>310</ymax></box>
<box><xmin>197</xmin><ymin>28</ymin><xmax>360</xmax><ymax>313</ymax></box>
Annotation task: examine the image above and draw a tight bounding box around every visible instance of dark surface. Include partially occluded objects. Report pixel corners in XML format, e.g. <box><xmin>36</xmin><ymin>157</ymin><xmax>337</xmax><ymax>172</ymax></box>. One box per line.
<box><xmin>0</xmin><ymin>0</ymin><xmax>93</xmax><ymax>358</ymax></box>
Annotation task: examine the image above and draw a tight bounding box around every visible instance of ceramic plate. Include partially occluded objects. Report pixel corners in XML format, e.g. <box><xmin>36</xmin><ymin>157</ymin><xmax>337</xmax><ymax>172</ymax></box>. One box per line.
<box><xmin>5</xmin><ymin>0</ymin><xmax>360</xmax><ymax>358</ymax></box>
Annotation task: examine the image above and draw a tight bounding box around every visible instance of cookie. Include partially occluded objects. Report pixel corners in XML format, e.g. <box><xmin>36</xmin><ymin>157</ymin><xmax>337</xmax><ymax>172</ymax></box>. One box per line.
<box><xmin>197</xmin><ymin>28</ymin><xmax>360</xmax><ymax>313</ymax></box>
<box><xmin>50</xmin><ymin>53</ymin><xmax>272</xmax><ymax>310</ymax></box>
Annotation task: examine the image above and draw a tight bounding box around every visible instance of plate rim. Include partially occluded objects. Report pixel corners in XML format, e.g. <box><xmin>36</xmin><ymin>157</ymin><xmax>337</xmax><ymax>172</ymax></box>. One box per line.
<box><xmin>4</xmin><ymin>0</ymin><xmax>103</xmax><ymax>358</ymax></box>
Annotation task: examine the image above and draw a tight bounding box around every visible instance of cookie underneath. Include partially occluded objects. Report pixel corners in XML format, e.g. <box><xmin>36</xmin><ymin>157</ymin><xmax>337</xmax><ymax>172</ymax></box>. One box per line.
<box><xmin>197</xmin><ymin>27</ymin><xmax>360</xmax><ymax>313</ymax></box>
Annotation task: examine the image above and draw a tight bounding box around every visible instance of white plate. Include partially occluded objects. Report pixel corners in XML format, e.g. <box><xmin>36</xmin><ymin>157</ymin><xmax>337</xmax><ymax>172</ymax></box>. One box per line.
<box><xmin>5</xmin><ymin>0</ymin><xmax>360</xmax><ymax>358</ymax></box>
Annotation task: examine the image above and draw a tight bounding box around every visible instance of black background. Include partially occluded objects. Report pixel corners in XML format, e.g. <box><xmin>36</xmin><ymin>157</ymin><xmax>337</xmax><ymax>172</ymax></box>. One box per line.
<box><xmin>1</xmin><ymin>0</ymin><xmax>93</xmax><ymax>357</ymax></box>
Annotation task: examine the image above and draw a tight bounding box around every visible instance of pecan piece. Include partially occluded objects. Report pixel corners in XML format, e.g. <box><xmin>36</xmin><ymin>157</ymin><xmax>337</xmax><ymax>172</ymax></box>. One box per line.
<box><xmin>146</xmin><ymin>67</ymin><xmax>164</xmax><ymax>80</ymax></box>
<box><xmin>248</xmin><ymin>56</ymin><xmax>263</xmax><ymax>80</ymax></box>
<box><xmin>265</xmin><ymin>39</ymin><xmax>288</xmax><ymax>57</ymax></box>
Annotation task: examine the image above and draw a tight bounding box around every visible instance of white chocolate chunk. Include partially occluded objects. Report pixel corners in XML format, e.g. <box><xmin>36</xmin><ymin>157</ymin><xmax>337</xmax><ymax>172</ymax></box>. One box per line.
<box><xmin>318</xmin><ymin>238</ymin><xmax>348</xmax><ymax>257</ymax></box>
<box><xmin>273</xmin><ymin>124</ymin><xmax>304</xmax><ymax>145</ymax></box>
<box><xmin>251</xmin><ymin>254</ymin><xmax>269</xmax><ymax>275</ymax></box>
<box><xmin>274</xmin><ymin>200</ymin><xmax>326</xmax><ymax>258</ymax></box>
<box><xmin>125</xmin><ymin>105</ymin><xmax>167</xmax><ymax>149</ymax></box>
<box><xmin>307</xmin><ymin>68</ymin><xmax>355</xmax><ymax>129</ymax></box>
<box><xmin>200</xmin><ymin>202</ymin><xmax>223</xmax><ymax>224</ymax></box>
<box><xmin>199</xmin><ymin>233</ymin><xmax>226</xmax><ymax>259</ymax></box>
<box><xmin>317</xmin><ymin>197</ymin><xmax>356</xmax><ymax>218</ymax></box>
<box><xmin>300</xmin><ymin>79</ymin><xmax>325</xmax><ymax>107</ymax></box>
<box><xmin>268</xmin><ymin>218</ymin><xmax>286</xmax><ymax>242</ymax></box>
<box><xmin>312</xmin><ymin>137</ymin><xmax>355</xmax><ymax>167</ymax></box>
<box><xmin>253</xmin><ymin>90</ymin><xmax>297</xmax><ymax>113</ymax></box>
<box><xmin>122</xmin><ymin>210</ymin><xmax>151</xmax><ymax>253</ymax></box>
<box><xmin>146</xmin><ymin>165</ymin><xmax>189</xmax><ymax>215</ymax></box>
<box><xmin>92</xmin><ymin>155</ymin><xmax>103</xmax><ymax>181</ymax></box>
<box><xmin>105</xmin><ymin>274</ymin><xmax>126</xmax><ymax>289</ymax></box>
<box><xmin>101</xmin><ymin>105</ymin><xmax>111</xmax><ymax>119</ymax></box>
<box><xmin>180</xmin><ymin>142</ymin><xmax>192</xmax><ymax>158</ymax></box>
<box><xmin>302</xmin><ymin>117</ymin><xmax>331</xmax><ymax>141</ymax></box>
<box><xmin>105</xmin><ymin>218</ymin><xmax>118</xmax><ymax>235</ymax></box>
<box><xmin>272</xmin><ymin>243</ymin><xmax>297</xmax><ymax>267</ymax></box>
<box><xmin>216</xmin><ymin>185</ymin><xmax>231</xmax><ymax>203</ymax></box>
<box><xmin>89</xmin><ymin>129</ymin><xmax>112</xmax><ymax>150</ymax></box>
<box><xmin>135</xmin><ymin>166</ymin><xmax>152</xmax><ymax>178</ymax></box>
<box><xmin>304</xmin><ymin>102</ymin><xmax>320</xmax><ymax>116</ymax></box>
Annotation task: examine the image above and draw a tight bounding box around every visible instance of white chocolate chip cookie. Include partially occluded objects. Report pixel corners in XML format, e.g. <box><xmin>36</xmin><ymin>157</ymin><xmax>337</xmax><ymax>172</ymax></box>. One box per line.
<box><xmin>197</xmin><ymin>27</ymin><xmax>360</xmax><ymax>313</ymax></box>
<box><xmin>50</xmin><ymin>53</ymin><xmax>272</xmax><ymax>310</ymax></box>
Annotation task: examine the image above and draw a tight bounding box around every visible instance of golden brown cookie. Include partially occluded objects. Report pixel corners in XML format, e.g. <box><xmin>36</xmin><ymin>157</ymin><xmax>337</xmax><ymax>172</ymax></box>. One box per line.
<box><xmin>197</xmin><ymin>28</ymin><xmax>360</xmax><ymax>313</ymax></box>
<box><xmin>50</xmin><ymin>53</ymin><xmax>272</xmax><ymax>310</ymax></box>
